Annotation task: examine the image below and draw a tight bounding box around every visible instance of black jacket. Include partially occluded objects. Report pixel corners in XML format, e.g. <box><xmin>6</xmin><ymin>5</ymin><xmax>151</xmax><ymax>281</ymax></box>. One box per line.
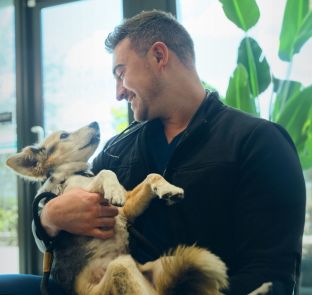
<box><xmin>92</xmin><ymin>92</ymin><xmax>306</xmax><ymax>294</ymax></box>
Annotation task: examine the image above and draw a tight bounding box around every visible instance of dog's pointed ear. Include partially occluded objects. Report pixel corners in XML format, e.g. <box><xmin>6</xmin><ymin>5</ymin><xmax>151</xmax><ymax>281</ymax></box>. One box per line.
<box><xmin>6</xmin><ymin>147</ymin><xmax>43</xmax><ymax>180</ymax></box>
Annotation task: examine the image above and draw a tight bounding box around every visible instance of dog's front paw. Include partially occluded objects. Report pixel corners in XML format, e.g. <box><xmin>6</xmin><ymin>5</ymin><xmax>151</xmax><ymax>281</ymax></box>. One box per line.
<box><xmin>151</xmin><ymin>181</ymin><xmax>184</xmax><ymax>205</ymax></box>
<box><xmin>104</xmin><ymin>183</ymin><xmax>126</xmax><ymax>206</ymax></box>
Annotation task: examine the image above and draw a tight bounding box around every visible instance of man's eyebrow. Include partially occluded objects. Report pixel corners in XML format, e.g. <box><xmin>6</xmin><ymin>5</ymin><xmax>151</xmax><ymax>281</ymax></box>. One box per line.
<box><xmin>112</xmin><ymin>64</ymin><xmax>125</xmax><ymax>76</ymax></box>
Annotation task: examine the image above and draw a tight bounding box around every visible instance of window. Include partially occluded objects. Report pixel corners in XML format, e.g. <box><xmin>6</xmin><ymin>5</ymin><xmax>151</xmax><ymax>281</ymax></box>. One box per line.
<box><xmin>41</xmin><ymin>0</ymin><xmax>126</xmax><ymax>158</ymax></box>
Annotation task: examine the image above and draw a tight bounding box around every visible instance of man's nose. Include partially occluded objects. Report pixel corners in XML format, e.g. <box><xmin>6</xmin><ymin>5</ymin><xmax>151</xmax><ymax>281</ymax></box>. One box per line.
<box><xmin>116</xmin><ymin>81</ymin><xmax>128</xmax><ymax>101</ymax></box>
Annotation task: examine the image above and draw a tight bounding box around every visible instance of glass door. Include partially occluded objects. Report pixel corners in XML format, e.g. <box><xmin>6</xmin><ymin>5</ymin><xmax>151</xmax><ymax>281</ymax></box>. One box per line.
<box><xmin>40</xmin><ymin>0</ymin><xmax>126</xmax><ymax>158</ymax></box>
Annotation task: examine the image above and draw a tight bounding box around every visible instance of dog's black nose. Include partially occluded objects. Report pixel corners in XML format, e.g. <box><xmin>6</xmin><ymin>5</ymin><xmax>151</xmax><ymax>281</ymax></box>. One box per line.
<box><xmin>89</xmin><ymin>122</ymin><xmax>99</xmax><ymax>130</ymax></box>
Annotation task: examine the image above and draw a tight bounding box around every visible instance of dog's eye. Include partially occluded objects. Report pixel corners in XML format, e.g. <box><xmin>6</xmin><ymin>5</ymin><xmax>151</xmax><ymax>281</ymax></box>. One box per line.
<box><xmin>60</xmin><ymin>132</ymin><xmax>69</xmax><ymax>139</ymax></box>
<box><xmin>30</xmin><ymin>146</ymin><xmax>40</xmax><ymax>154</ymax></box>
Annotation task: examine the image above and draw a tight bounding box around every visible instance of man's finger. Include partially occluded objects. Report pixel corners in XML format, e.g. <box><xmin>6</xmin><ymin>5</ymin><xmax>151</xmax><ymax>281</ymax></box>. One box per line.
<box><xmin>98</xmin><ymin>205</ymin><xmax>119</xmax><ymax>217</ymax></box>
<box><xmin>95</xmin><ymin>217</ymin><xmax>116</xmax><ymax>228</ymax></box>
<box><xmin>91</xmin><ymin>228</ymin><xmax>115</xmax><ymax>240</ymax></box>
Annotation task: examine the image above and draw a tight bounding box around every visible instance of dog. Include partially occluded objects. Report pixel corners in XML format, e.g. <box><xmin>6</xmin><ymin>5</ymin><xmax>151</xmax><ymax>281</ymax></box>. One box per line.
<box><xmin>6</xmin><ymin>121</ymin><xmax>228</xmax><ymax>295</ymax></box>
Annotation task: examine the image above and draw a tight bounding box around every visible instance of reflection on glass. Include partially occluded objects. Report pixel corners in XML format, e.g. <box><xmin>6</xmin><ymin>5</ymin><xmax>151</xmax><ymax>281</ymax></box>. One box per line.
<box><xmin>41</xmin><ymin>0</ymin><xmax>126</xmax><ymax>159</ymax></box>
<box><xmin>0</xmin><ymin>0</ymin><xmax>18</xmax><ymax>274</ymax></box>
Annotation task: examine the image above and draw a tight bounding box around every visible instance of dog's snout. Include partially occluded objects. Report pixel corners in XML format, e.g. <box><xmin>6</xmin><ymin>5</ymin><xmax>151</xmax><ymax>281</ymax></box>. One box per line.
<box><xmin>89</xmin><ymin>122</ymin><xmax>99</xmax><ymax>130</ymax></box>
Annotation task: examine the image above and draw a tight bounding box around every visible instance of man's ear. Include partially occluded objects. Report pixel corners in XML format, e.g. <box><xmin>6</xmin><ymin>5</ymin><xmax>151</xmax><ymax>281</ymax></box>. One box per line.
<box><xmin>150</xmin><ymin>42</ymin><xmax>169</xmax><ymax>67</ymax></box>
<box><xmin>6</xmin><ymin>147</ymin><xmax>43</xmax><ymax>180</ymax></box>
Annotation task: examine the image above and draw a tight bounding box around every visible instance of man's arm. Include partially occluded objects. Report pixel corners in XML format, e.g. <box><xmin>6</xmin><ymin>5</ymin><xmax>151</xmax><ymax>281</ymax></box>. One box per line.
<box><xmin>228</xmin><ymin>121</ymin><xmax>306</xmax><ymax>294</ymax></box>
<box><xmin>32</xmin><ymin>188</ymin><xmax>118</xmax><ymax>252</ymax></box>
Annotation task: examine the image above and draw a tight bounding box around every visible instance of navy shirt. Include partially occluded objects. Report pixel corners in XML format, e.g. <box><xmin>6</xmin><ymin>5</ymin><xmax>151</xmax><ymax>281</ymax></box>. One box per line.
<box><xmin>147</xmin><ymin>119</ymin><xmax>184</xmax><ymax>174</ymax></box>
<box><xmin>131</xmin><ymin>120</ymin><xmax>184</xmax><ymax>262</ymax></box>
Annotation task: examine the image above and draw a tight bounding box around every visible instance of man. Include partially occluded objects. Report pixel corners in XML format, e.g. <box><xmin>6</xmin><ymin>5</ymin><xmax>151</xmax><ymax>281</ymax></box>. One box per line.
<box><xmin>0</xmin><ymin>10</ymin><xmax>306</xmax><ymax>295</ymax></box>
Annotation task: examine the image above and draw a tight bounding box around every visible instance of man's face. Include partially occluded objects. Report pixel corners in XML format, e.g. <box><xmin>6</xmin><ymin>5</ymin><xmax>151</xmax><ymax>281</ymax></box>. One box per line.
<box><xmin>112</xmin><ymin>38</ymin><xmax>161</xmax><ymax>122</ymax></box>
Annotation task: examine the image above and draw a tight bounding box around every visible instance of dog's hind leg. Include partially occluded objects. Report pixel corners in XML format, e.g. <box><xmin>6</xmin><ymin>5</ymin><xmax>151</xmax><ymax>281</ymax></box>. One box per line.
<box><xmin>103</xmin><ymin>255</ymin><xmax>157</xmax><ymax>295</ymax></box>
<box><xmin>122</xmin><ymin>173</ymin><xmax>184</xmax><ymax>222</ymax></box>
<box><xmin>75</xmin><ymin>255</ymin><xmax>156</xmax><ymax>295</ymax></box>
<box><xmin>85</xmin><ymin>170</ymin><xmax>126</xmax><ymax>206</ymax></box>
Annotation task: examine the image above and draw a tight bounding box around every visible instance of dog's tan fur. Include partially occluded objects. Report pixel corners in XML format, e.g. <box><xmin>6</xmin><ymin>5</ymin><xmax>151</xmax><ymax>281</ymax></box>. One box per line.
<box><xmin>7</xmin><ymin>122</ymin><xmax>230</xmax><ymax>295</ymax></box>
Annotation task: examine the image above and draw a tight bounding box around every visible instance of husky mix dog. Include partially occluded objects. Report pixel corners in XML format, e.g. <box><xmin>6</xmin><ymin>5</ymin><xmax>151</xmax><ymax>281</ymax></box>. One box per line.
<box><xmin>7</xmin><ymin>121</ymin><xmax>230</xmax><ymax>295</ymax></box>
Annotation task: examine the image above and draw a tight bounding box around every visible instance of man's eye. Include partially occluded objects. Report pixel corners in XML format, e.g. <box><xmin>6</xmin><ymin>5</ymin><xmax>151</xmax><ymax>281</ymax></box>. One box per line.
<box><xmin>60</xmin><ymin>132</ymin><xmax>69</xmax><ymax>139</ymax></box>
<box><xmin>118</xmin><ymin>72</ymin><xmax>125</xmax><ymax>81</ymax></box>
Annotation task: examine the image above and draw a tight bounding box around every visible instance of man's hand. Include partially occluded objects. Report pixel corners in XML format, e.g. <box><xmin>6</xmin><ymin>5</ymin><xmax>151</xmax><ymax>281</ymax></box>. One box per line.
<box><xmin>40</xmin><ymin>188</ymin><xmax>119</xmax><ymax>239</ymax></box>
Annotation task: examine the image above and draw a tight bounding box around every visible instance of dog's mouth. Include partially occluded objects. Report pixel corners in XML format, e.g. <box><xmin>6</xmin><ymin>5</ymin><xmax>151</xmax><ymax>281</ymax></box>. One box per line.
<box><xmin>79</xmin><ymin>134</ymin><xmax>100</xmax><ymax>150</ymax></box>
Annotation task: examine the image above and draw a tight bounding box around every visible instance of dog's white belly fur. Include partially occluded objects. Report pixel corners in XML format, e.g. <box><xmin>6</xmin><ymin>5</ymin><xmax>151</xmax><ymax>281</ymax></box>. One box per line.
<box><xmin>86</xmin><ymin>214</ymin><xmax>128</xmax><ymax>265</ymax></box>
<box><xmin>76</xmin><ymin>213</ymin><xmax>129</xmax><ymax>289</ymax></box>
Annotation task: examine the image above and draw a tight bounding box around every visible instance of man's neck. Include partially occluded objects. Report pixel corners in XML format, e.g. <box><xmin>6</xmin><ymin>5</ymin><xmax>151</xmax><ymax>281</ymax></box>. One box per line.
<box><xmin>161</xmin><ymin>89</ymin><xmax>207</xmax><ymax>143</ymax></box>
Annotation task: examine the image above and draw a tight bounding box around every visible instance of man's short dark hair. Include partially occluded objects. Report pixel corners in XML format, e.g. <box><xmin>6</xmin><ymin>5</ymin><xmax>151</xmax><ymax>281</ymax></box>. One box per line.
<box><xmin>105</xmin><ymin>10</ymin><xmax>195</xmax><ymax>67</ymax></box>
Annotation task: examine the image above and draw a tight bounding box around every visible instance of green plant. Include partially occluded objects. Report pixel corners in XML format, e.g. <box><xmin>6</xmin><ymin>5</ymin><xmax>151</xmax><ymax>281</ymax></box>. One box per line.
<box><xmin>219</xmin><ymin>0</ymin><xmax>312</xmax><ymax>170</ymax></box>
<box><xmin>0</xmin><ymin>206</ymin><xmax>18</xmax><ymax>246</ymax></box>
<box><xmin>111</xmin><ymin>105</ymin><xmax>129</xmax><ymax>133</ymax></box>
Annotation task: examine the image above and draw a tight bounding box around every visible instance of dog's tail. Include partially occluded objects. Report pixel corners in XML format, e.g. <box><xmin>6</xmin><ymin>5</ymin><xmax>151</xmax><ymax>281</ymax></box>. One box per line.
<box><xmin>157</xmin><ymin>245</ymin><xmax>228</xmax><ymax>295</ymax></box>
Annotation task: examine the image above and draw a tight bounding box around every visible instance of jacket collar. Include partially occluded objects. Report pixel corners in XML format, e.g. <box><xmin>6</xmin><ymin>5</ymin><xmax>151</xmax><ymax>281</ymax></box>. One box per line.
<box><xmin>186</xmin><ymin>91</ymin><xmax>224</xmax><ymax>131</ymax></box>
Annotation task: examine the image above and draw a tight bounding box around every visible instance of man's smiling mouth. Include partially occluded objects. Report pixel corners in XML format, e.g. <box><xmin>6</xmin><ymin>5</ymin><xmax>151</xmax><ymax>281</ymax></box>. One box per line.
<box><xmin>128</xmin><ymin>95</ymin><xmax>135</xmax><ymax>103</ymax></box>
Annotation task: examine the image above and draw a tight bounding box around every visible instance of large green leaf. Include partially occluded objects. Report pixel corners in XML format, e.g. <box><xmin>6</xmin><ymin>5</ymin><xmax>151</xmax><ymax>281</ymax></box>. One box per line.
<box><xmin>225</xmin><ymin>64</ymin><xmax>258</xmax><ymax>115</ymax></box>
<box><xmin>271</xmin><ymin>78</ymin><xmax>303</xmax><ymax>121</ymax></box>
<box><xmin>278</xmin><ymin>0</ymin><xmax>312</xmax><ymax>61</ymax></box>
<box><xmin>277</xmin><ymin>85</ymin><xmax>312</xmax><ymax>161</ymax></box>
<box><xmin>237</xmin><ymin>37</ymin><xmax>271</xmax><ymax>98</ymax></box>
<box><xmin>294</xmin><ymin>12</ymin><xmax>312</xmax><ymax>54</ymax></box>
<box><xmin>219</xmin><ymin>0</ymin><xmax>260</xmax><ymax>32</ymax></box>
